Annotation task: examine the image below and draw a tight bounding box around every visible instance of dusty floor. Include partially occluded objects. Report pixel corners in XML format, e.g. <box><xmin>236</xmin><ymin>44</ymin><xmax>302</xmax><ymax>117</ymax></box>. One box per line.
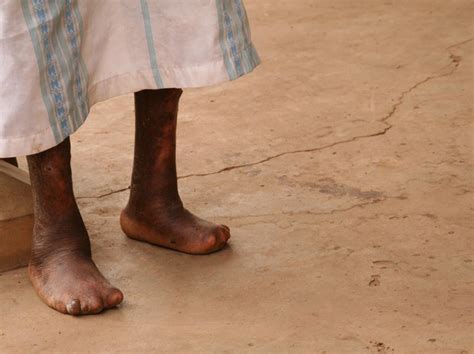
<box><xmin>1</xmin><ymin>0</ymin><xmax>473</xmax><ymax>353</ymax></box>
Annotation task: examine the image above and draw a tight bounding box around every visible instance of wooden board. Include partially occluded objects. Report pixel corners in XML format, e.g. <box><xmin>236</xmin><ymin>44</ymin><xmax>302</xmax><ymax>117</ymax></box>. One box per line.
<box><xmin>0</xmin><ymin>161</ymin><xmax>33</xmax><ymax>272</ymax></box>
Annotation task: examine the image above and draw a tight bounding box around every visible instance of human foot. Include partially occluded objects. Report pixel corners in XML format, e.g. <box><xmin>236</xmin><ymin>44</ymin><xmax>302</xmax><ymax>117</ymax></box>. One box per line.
<box><xmin>29</xmin><ymin>248</ymin><xmax>123</xmax><ymax>315</ymax></box>
<box><xmin>27</xmin><ymin>139</ymin><xmax>123</xmax><ymax>315</ymax></box>
<box><xmin>125</xmin><ymin>89</ymin><xmax>231</xmax><ymax>254</ymax></box>
<box><xmin>120</xmin><ymin>203</ymin><xmax>230</xmax><ymax>254</ymax></box>
<box><xmin>28</xmin><ymin>205</ymin><xmax>123</xmax><ymax>315</ymax></box>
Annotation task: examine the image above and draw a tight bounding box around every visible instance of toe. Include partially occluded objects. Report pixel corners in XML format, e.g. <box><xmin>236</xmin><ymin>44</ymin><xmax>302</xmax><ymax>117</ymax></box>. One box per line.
<box><xmin>66</xmin><ymin>299</ymin><xmax>81</xmax><ymax>316</ymax></box>
<box><xmin>105</xmin><ymin>288</ymin><xmax>124</xmax><ymax>308</ymax></box>
<box><xmin>220</xmin><ymin>225</ymin><xmax>231</xmax><ymax>241</ymax></box>
<box><xmin>205</xmin><ymin>234</ymin><xmax>217</xmax><ymax>250</ymax></box>
<box><xmin>88</xmin><ymin>297</ymin><xmax>105</xmax><ymax>314</ymax></box>
<box><xmin>52</xmin><ymin>299</ymin><xmax>68</xmax><ymax>314</ymax></box>
<box><xmin>80</xmin><ymin>301</ymin><xmax>89</xmax><ymax>314</ymax></box>
<box><xmin>81</xmin><ymin>296</ymin><xmax>104</xmax><ymax>315</ymax></box>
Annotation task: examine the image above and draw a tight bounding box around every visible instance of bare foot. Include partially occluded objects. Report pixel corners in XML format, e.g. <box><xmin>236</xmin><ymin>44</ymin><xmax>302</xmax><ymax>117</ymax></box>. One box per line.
<box><xmin>124</xmin><ymin>89</ymin><xmax>231</xmax><ymax>255</ymax></box>
<box><xmin>120</xmin><ymin>203</ymin><xmax>230</xmax><ymax>254</ymax></box>
<box><xmin>27</xmin><ymin>138</ymin><xmax>123</xmax><ymax>315</ymax></box>
<box><xmin>28</xmin><ymin>211</ymin><xmax>123</xmax><ymax>316</ymax></box>
<box><xmin>29</xmin><ymin>254</ymin><xmax>123</xmax><ymax>315</ymax></box>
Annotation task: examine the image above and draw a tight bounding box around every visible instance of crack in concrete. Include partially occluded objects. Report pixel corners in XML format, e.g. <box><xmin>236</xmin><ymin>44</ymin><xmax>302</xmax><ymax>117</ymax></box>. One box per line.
<box><xmin>446</xmin><ymin>37</ymin><xmax>474</xmax><ymax>50</ymax></box>
<box><xmin>78</xmin><ymin>186</ymin><xmax>130</xmax><ymax>199</ymax></box>
<box><xmin>77</xmin><ymin>38</ymin><xmax>471</xmax><ymax>200</ymax></box>
<box><xmin>180</xmin><ymin>39</ymin><xmax>468</xmax><ymax>180</ymax></box>
<box><xmin>217</xmin><ymin>195</ymin><xmax>404</xmax><ymax>222</ymax></box>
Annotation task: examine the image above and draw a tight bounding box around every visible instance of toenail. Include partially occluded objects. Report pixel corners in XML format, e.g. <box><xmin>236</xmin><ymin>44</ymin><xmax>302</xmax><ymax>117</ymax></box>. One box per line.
<box><xmin>224</xmin><ymin>231</ymin><xmax>231</xmax><ymax>241</ymax></box>
<box><xmin>219</xmin><ymin>226</ymin><xmax>231</xmax><ymax>240</ymax></box>
<box><xmin>66</xmin><ymin>299</ymin><xmax>81</xmax><ymax>315</ymax></box>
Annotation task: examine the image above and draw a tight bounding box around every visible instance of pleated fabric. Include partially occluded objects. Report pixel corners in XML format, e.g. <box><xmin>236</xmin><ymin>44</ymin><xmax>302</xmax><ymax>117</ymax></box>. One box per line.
<box><xmin>0</xmin><ymin>0</ymin><xmax>259</xmax><ymax>157</ymax></box>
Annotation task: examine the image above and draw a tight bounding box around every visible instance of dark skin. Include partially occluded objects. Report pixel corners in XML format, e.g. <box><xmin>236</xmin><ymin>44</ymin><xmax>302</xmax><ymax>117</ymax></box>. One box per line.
<box><xmin>25</xmin><ymin>88</ymin><xmax>230</xmax><ymax>315</ymax></box>
<box><xmin>27</xmin><ymin>138</ymin><xmax>123</xmax><ymax>315</ymax></box>
<box><xmin>121</xmin><ymin>89</ymin><xmax>230</xmax><ymax>254</ymax></box>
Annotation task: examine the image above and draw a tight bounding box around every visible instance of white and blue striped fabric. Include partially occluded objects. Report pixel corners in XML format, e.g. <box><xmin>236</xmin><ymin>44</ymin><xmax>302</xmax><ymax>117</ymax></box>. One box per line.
<box><xmin>0</xmin><ymin>0</ymin><xmax>259</xmax><ymax>157</ymax></box>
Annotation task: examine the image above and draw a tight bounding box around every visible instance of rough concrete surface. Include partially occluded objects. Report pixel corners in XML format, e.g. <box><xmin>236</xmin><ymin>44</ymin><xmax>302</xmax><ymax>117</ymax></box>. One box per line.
<box><xmin>0</xmin><ymin>0</ymin><xmax>473</xmax><ymax>353</ymax></box>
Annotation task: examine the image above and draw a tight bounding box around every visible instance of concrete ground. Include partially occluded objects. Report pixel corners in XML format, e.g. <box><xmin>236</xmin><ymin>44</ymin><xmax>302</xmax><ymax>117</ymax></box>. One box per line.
<box><xmin>1</xmin><ymin>0</ymin><xmax>473</xmax><ymax>352</ymax></box>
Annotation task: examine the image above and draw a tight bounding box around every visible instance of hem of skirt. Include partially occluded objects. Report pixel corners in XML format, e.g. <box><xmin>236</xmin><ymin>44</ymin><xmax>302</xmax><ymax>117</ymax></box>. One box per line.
<box><xmin>0</xmin><ymin>44</ymin><xmax>260</xmax><ymax>158</ymax></box>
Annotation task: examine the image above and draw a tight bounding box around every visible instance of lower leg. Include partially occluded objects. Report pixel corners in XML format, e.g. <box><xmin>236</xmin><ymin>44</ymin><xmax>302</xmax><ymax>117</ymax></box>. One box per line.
<box><xmin>27</xmin><ymin>138</ymin><xmax>123</xmax><ymax>315</ymax></box>
<box><xmin>120</xmin><ymin>89</ymin><xmax>230</xmax><ymax>254</ymax></box>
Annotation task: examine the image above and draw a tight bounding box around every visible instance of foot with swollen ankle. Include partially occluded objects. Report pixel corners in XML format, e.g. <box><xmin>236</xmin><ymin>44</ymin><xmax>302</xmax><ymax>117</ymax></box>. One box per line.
<box><xmin>26</xmin><ymin>88</ymin><xmax>230</xmax><ymax>315</ymax></box>
<box><xmin>27</xmin><ymin>138</ymin><xmax>123</xmax><ymax>315</ymax></box>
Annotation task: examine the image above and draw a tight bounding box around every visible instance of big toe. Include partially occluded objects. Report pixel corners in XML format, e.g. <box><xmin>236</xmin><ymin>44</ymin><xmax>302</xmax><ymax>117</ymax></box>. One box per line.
<box><xmin>105</xmin><ymin>288</ymin><xmax>124</xmax><ymax>309</ymax></box>
<box><xmin>220</xmin><ymin>224</ymin><xmax>231</xmax><ymax>241</ymax></box>
<box><xmin>202</xmin><ymin>226</ymin><xmax>230</xmax><ymax>253</ymax></box>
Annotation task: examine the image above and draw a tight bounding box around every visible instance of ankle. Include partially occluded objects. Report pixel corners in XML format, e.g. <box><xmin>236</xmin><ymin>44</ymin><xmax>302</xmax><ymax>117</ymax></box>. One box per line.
<box><xmin>30</xmin><ymin>240</ymin><xmax>92</xmax><ymax>268</ymax></box>
<box><xmin>128</xmin><ymin>190</ymin><xmax>183</xmax><ymax>210</ymax></box>
<box><xmin>31</xmin><ymin>213</ymin><xmax>91</xmax><ymax>263</ymax></box>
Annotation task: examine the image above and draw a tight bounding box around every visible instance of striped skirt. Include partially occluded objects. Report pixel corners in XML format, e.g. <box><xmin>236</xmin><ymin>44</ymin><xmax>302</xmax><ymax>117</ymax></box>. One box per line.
<box><xmin>0</xmin><ymin>0</ymin><xmax>260</xmax><ymax>157</ymax></box>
